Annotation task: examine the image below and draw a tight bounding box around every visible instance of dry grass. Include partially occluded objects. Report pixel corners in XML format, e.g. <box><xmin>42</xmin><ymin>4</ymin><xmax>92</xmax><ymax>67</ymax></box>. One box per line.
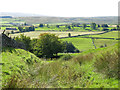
<box><xmin>10</xmin><ymin>31</ymin><xmax>104</xmax><ymax>39</ymax></box>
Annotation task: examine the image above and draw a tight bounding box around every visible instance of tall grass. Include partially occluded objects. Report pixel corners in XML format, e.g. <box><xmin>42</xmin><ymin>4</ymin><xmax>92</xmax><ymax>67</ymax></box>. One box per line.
<box><xmin>94</xmin><ymin>47</ymin><xmax>119</xmax><ymax>79</ymax></box>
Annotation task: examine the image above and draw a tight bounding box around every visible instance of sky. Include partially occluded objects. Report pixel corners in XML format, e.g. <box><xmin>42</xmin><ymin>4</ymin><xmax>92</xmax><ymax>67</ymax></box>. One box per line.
<box><xmin>0</xmin><ymin>0</ymin><xmax>119</xmax><ymax>17</ymax></box>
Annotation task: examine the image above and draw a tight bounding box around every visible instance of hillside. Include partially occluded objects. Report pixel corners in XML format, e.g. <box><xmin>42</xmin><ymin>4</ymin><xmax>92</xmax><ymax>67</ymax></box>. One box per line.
<box><xmin>2</xmin><ymin>43</ymin><xmax>119</xmax><ymax>88</ymax></box>
<box><xmin>18</xmin><ymin>16</ymin><xmax>118</xmax><ymax>25</ymax></box>
<box><xmin>2</xmin><ymin>47</ymin><xmax>45</xmax><ymax>88</ymax></box>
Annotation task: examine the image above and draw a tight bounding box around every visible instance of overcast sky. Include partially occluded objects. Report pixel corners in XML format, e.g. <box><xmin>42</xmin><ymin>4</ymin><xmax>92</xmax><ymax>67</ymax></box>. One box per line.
<box><xmin>0</xmin><ymin>0</ymin><xmax>119</xmax><ymax>17</ymax></box>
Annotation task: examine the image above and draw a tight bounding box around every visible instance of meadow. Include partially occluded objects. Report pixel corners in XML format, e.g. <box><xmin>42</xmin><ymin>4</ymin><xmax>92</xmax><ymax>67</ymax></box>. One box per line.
<box><xmin>9</xmin><ymin>31</ymin><xmax>104</xmax><ymax>39</ymax></box>
<box><xmin>80</xmin><ymin>31</ymin><xmax>119</xmax><ymax>38</ymax></box>
<box><xmin>61</xmin><ymin>37</ymin><xmax>118</xmax><ymax>51</ymax></box>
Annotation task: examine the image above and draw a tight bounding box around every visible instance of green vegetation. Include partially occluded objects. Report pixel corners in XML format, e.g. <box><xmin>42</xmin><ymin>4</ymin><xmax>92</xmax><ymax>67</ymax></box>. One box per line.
<box><xmin>2</xmin><ymin>47</ymin><xmax>43</xmax><ymax>88</ymax></box>
<box><xmin>2</xmin><ymin>43</ymin><xmax>119</xmax><ymax>88</ymax></box>
<box><xmin>32</xmin><ymin>33</ymin><xmax>64</xmax><ymax>58</ymax></box>
<box><xmin>81</xmin><ymin>31</ymin><xmax>119</xmax><ymax>38</ymax></box>
<box><xmin>1</xmin><ymin>17</ymin><xmax>119</xmax><ymax>88</ymax></box>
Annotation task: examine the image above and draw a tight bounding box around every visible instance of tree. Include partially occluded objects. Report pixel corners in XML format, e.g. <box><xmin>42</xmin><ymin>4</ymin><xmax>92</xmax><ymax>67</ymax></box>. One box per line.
<box><xmin>117</xmin><ymin>25</ymin><xmax>119</xmax><ymax>30</ymax></box>
<box><xmin>29</xmin><ymin>26</ymin><xmax>35</xmax><ymax>31</ymax></box>
<box><xmin>33</xmin><ymin>33</ymin><xmax>64</xmax><ymax>58</ymax></box>
<box><xmin>63</xmin><ymin>41</ymin><xmax>79</xmax><ymax>53</ymax></box>
<box><xmin>65</xmin><ymin>25</ymin><xmax>71</xmax><ymax>29</ymax></box>
<box><xmin>56</xmin><ymin>25</ymin><xmax>59</xmax><ymax>28</ymax></box>
<box><xmin>18</xmin><ymin>26</ymin><xmax>23</xmax><ymax>32</ymax></box>
<box><xmin>39</xmin><ymin>24</ymin><xmax>44</xmax><ymax>27</ymax></box>
<box><xmin>101</xmin><ymin>24</ymin><xmax>108</xmax><ymax>27</ymax></box>
<box><xmin>24</xmin><ymin>22</ymin><xmax>27</xmax><ymax>26</ymax></box>
<box><xmin>91</xmin><ymin>23</ymin><xmax>96</xmax><ymax>30</ymax></box>
<box><xmin>98</xmin><ymin>24</ymin><xmax>100</xmax><ymax>27</ymax></box>
<box><xmin>47</xmin><ymin>24</ymin><xmax>49</xmax><ymax>28</ymax></box>
<box><xmin>68</xmin><ymin>33</ymin><xmax>71</xmax><ymax>37</ymax></box>
<box><xmin>82</xmin><ymin>23</ymin><xmax>86</xmax><ymax>29</ymax></box>
<box><xmin>25</xmin><ymin>27</ymin><xmax>29</xmax><ymax>32</ymax></box>
<box><xmin>14</xmin><ymin>34</ymin><xmax>31</xmax><ymax>50</ymax></box>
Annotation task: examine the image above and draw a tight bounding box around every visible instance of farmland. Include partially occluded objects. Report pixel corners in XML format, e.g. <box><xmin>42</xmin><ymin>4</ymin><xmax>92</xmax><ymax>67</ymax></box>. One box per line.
<box><xmin>9</xmin><ymin>31</ymin><xmax>104</xmax><ymax>39</ymax></box>
<box><xmin>1</xmin><ymin>16</ymin><xmax>119</xmax><ymax>88</ymax></box>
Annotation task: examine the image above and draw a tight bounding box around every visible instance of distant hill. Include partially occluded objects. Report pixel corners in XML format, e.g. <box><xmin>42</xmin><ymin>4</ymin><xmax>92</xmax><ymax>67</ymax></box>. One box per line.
<box><xmin>0</xmin><ymin>12</ymin><xmax>118</xmax><ymax>24</ymax></box>
<box><xmin>0</xmin><ymin>16</ymin><xmax>12</xmax><ymax>18</ymax></box>
<box><xmin>18</xmin><ymin>16</ymin><xmax>118</xmax><ymax>25</ymax></box>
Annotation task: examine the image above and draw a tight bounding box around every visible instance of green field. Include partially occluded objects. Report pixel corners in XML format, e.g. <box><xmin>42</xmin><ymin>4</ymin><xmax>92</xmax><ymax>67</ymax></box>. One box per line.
<box><xmin>61</xmin><ymin>37</ymin><xmax>118</xmax><ymax>51</ymax></box>
<box><xmin>81</xmin><ymin>31</ymin><xmax>119</xmax><ymax>38</ymax></box>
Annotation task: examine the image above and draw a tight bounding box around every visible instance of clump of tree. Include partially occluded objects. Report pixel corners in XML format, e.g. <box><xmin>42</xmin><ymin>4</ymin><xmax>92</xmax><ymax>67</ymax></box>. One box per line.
<box><xmin>65</xmin><ymin>25</ymin><xmax>71</xmax><ymax>29</ymax></box>
<box><xmin>82</xmin><ymin>23</ymin><xmax>87</xmax><ymax>29</ymax></box>
<box><xmin>56</xmin><ymin>25</ymin><xmax>60</xmax><ymax>28</ymax></box>
<box><xmin>101</xmin><ymin>24</ymin><xmax>108</xmax><ymax>27</ymax></box>
<box><xmin>18</xmin><ymin>26</ymin><xmax>23</xmax><ymax>32</ymax></box>
<box><xmin>14</xmin><ymin>34</ymin><xmax>31</xmax><ymax>50</ymax></box>
<box><xmin>32</xmin><ymin>33</ymin><xmax>64</xmax><ymax>58</ymax></box>
<box><xmin>98</xmin><ymin>24</ymin><xmax>100</xmax><ymax>27</ymax></box>
<box><xmin>91</xmin><ymin>23</ymin><xmax>96</xmax><ymax>30</ymax></box>
<box><xmin>63</xmin><ymin>41</ymin><xmax>80</xmax><ymax>53</ymax></box>
<box><xmin>39</xmin><ymin>24</ymin><xmax>44</xmax><ymax>27</ymax></box>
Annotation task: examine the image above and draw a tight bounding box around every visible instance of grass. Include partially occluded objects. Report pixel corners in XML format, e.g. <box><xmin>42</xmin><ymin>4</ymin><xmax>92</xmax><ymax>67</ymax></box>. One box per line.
<box><xmin>2</xmin><ymin>47</ymin><xmax>44</xmax><ymax>87</ymax></box>
<box><xmin>81</xmin><ymin>31</ymin><xmax>119</xmax><ymax>38</ymax></box>
<box><xmin>9</xmin><ymin>31</ymin><xmax>104</xmax><ymax>39</ymax></box>
<box><xmin>2</xmin><ymin>43</ymin><xmax>119</xmax><ymax>88</ymax></box>
<box><xmin>61</xmin><ymin>37</ymin><xmax>118</xmax><ymax>51</ymax></box>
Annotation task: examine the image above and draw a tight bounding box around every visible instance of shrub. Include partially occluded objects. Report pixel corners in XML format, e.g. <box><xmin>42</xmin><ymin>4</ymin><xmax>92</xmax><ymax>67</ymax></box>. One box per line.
<box><xmin>61</xmin><ymin>54</ymin><xmax>72</xmax><ymax>61</ymax></box>
<box><xmin>63</xmin><ymin>41</ymin><xmax>79</xmax><ymax>53</ymax></box>
<box><xmin>14</xmin><ymin>34</ymin><xmax>31</xmax><ymax>50</ymax></box>
<box><xmin>94</xmin><ymin>48</ymin><xmax>119</xmax><ymax>79</ymax></box>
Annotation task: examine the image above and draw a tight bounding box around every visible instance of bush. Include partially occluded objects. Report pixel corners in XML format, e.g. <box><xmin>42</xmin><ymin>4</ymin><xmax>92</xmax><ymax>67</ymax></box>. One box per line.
<box><xmin>14</xmin><ymin>34</ymin><xmax>31</xmax><ymax>50</ymax></box>
<box><xmin>94</xmin><ymin>48</ymin><xmax>119</xmax><ymax>79</ymax></box>
<box><xmin>61</xmin><ymin>54</ymin><xmax>72</xmax><ymax>61</ymax></box>
<box><xmin>63</xmin><ymin>41</ymin><xmax>79</xmax><ymax>53</ymax></box>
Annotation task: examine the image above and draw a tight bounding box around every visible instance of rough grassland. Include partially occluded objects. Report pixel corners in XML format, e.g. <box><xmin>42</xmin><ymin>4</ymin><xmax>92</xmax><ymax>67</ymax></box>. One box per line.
<box><xmin>2</xmin><ymin>44</ymin><xmax>118</xmax><ymax>88</ymax></box>
<box><xmin>2</xmin><ymin>47</ymin><xmax>45</xmax><ymax>87</ymax></box>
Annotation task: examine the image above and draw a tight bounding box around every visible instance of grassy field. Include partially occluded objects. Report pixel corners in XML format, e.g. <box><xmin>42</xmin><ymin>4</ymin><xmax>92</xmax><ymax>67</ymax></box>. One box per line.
<box><xmin>9</xmin><ymin>31</ymin><xmax>104</xmax><ymax>39</ymax></box>
<box><xmin>61</xmin><ymin>37</ymin><xmax>118</xmax><ymax>51</ymax></box>
<box><xmin>81</xmin><ymin>31</ymin><xmax>119</xmax><ymax>38</ymax></box>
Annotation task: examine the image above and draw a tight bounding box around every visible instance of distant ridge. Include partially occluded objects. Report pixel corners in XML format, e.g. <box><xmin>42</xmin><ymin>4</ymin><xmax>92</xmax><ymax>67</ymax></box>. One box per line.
<box><xmin>0</xmin><ymin>16</ymin><xmax>12</xmax><ymax>18</ymax></box>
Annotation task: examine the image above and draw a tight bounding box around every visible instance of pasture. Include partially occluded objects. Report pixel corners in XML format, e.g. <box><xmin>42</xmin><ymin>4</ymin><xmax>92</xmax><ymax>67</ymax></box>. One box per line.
<box><xmin>9</xmin><ymin>31</ymin><xmax>104</xmax><ymax>39</ymax></box>
<box><xmin>80</xmin><ymin>31</ymin><xmax>119</xmax><ymax>38</ymax></box>
<box><xmin>61</xmin><ymin>37</ymin><xmax>118</xmax><ymax>51</ymax></box>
